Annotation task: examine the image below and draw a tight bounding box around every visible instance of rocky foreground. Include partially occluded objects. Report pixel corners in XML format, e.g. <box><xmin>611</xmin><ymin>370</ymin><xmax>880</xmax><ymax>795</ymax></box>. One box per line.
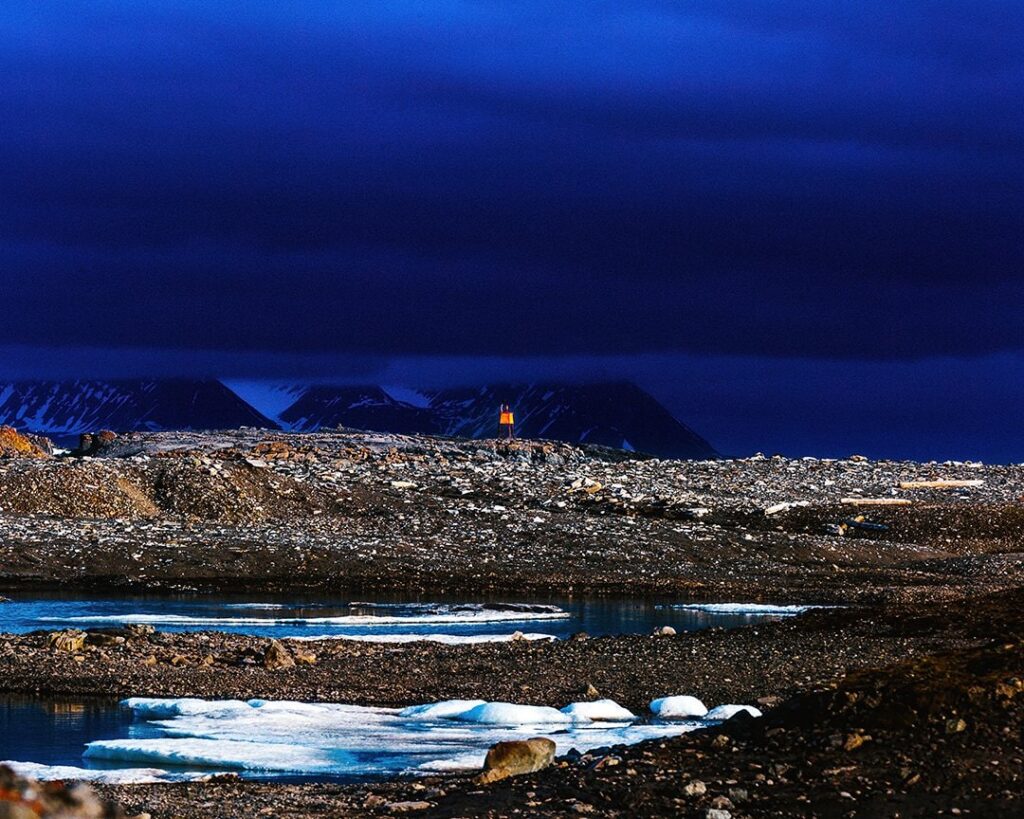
<box><xmin>1</xmin><ymin>427</ymin><xmax>1022</xmax><ymax>602</ymax></box>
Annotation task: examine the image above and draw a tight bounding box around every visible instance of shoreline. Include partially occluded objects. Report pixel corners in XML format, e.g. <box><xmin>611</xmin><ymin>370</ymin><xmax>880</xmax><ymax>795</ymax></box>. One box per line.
<box><xmin>0</xmin><ymin>592</ymin><xmax>990</xmax><ymax>709</ymax></box>
<box><xmin>4</xmin><ymin>587</ymin><xmax>1021</xmax><ymax>817</ymax></box>
<box><xmin>2</xmin><ymin>432</ymin><xmax>1023</xmax><ymax>816</ymax></box>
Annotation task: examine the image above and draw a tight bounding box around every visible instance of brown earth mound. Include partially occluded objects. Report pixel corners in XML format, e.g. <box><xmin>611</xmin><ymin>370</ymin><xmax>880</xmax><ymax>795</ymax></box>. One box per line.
<box><xmin>0</xmin><ymin>425</ymin><xmax>50</xmax><ymax>459</ymax></box>
<box><xmin>0</xmin><ymin>455</ymin><xmax>338</xmax><ymax>523</ymax></box>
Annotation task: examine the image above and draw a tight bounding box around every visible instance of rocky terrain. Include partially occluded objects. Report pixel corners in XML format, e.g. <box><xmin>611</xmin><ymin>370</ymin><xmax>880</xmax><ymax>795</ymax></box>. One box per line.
<box><xmin>39</xmin><ymin>587</ymin><xmax>1017</xmax><ymax>818</ymax></box>
<box><xmin>2</xmin><ymin>427</ymin><xmax>1023</xmax><ymax>817</ymax></box>
<box><xmin>0</xmin><ymin>428</ymin><xmax>1021</xmax><ymax>602</ymax></box>
<box><xmin>0</xmin><ymin>599</ymin><xmax>977</xmax><ymax>708</ymax></box>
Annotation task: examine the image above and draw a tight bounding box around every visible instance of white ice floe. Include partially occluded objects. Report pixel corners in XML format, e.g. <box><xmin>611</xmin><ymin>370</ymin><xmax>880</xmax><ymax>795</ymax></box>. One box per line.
<box><xmin>560</xmin><ymin>699</ymin><xmax>636</xmax><ymax>722</ymax></box>
<box><xmin>42</xmin><ymin>607</ymin><xmax>570</xmax><ymax>628</ymax></box>
<box><xmin>669</xmin><ymin>603</ymin><xmax>815</xmax><ymax>616</ymax></box>
<box><xmin>649</xmin><ymin>695</ymin><xmax>708</xmax><ymax>718</ymax></box>
<box><xmin>292</xmin><ymin>632</ymin><xmax>557</xmax><ymax>644</ymax></box>
<box><xmin>1</xmin><ymin>760</ymin><xmax>209</xmax><ymax>784</ymax></box>
<box><xmin>705</xmin><ymin>704</ymin><xmax>763</xmax><ymax>720</ymax></box>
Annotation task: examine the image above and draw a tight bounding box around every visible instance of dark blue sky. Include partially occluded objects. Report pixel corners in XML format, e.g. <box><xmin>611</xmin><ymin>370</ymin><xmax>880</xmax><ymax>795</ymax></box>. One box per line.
<box><xmin>2</xmin><ymin>2</ymin><xmax>1023</xmax><ymax>460</ymax></box>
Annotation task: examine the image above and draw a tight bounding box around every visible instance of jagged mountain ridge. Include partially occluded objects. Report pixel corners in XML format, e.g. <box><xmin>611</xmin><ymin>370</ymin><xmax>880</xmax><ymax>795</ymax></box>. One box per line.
<box><xmin>280</xmin><ymin>386</ymin><xmax>438</xmax><ymax>436</ymax></box>
<box><xmin>277</xmin><ymin>382</ymin><xmax>717</xmax><ymax>459</ymax></box>
<box><xmin>431</xmin><ymin>383</ymin><xmax>716</xmax><ymax>459</ymax></box>
<box><xmin>0</xmin><ymin>379</ymin><xmax>717</xmax><ymax>458</ymax></box>
<box><xmin>0</xmin><ymin>380</ymin><xmax>273</xmax><ymax>435</ymax></box>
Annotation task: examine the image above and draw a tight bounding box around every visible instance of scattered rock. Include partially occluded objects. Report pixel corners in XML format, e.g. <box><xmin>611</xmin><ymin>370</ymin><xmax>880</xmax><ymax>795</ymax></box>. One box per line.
<box><xmin>843</xmin><ymin>732</ymin><xmax>870</xmax><ymax>751</ymax></box>
<box><xmin>263</xmin><ymin>639</ymin><xmax>295</xmax><ymax>670</ymax></box>
<box><xmin>946</xmin><ymin>717</ymin><xmax>967</xmax><ymax>734</ymax></box>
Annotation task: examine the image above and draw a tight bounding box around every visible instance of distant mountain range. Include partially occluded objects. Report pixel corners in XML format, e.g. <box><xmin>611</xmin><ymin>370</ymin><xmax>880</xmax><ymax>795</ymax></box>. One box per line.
<box><xmin>0</xmin><ymin>379</ymin><xmax>717</xmax><ymax>459</ymax></box>
<box><xmin>0</xmin><ymin>380</ymin><xmax>272</xmax><ymax>436</ymax></box>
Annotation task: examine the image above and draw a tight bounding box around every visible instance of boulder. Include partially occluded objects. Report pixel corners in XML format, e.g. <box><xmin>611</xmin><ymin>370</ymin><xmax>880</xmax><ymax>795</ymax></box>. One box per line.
<box><xmin>24</xmin><ymin>433</ymin><xmax>54</xmax><ymax>456</ymax></box>
<box><xmin>48</xmin><ymin>630</ymin><xmax>87</xmax><ymax>653</ymax></box>
<box><xmin>476</xmin><ymin>737</ymin><xmax>556</xmax><ymax>784</ymax></box>
<box><xmin>652</xmin><ymin>625</ymin><xmax>677</xmax><ymax>636</ymax></box>
<box><xmin>72</xmin><ymin>430</ymin><xmax>119</xmax><ymax>457</ymax></box>
<box><xmin>263</xmin><ymin>639</ymin><xmax>295</xmax><ymax>670</ymax></box>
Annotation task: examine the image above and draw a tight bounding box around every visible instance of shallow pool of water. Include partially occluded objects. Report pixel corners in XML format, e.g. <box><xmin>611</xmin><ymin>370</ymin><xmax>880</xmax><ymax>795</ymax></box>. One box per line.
<box><xmin>0</xmin><ymin>594</ymin><xmax>810</xmax><ymax>642</ymax></box>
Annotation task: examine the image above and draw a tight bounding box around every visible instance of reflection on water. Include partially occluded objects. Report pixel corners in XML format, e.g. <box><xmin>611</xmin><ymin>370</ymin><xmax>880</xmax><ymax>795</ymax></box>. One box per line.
<box><xmin>0</xmin><ymin>695</ymin><xmax>152</xmax><ymax>770</ymax></box>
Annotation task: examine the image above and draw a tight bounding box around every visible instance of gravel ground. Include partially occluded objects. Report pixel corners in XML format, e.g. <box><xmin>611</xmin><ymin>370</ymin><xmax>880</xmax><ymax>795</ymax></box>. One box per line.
<box><xmin>0</xmin><ymin>602</ymin><xmax>983</xmax><ymax>709</ymax></box>
<box><xmin>1</xmin><ymin>429</ymin><xmax>1023</xmax><ymax>603</ymax></box>
<box><xmin>2</xmin><ymin>429</ymin><xmax>1023</xmax><ymax>817</ymax></box>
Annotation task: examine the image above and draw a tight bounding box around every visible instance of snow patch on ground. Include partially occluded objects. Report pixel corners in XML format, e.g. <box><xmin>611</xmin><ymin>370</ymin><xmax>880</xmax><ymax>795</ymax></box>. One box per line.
<box><xmin>560</xmin><ymin>699</ymin><xmax>636</xmax><ymax>722</ymax></box>
<box><xmin>649</xmin><ymin>695</ymin><xmax>708</xmax><ymax>718</ymax></box>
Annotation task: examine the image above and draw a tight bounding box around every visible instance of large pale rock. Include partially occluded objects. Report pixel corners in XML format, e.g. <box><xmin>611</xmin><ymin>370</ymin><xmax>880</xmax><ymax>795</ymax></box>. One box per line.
<box><xmin>262</xmin><ymin>639</ymin><xmax>295</xmax><ymax>670</ymax></box>
<box><xmin>48</xmin><ymin>630</ymin><xmax>86</xmax><ymax>653</ymax></box>
<box><xmin>476</xmin><ymin>737</ymin><xmax>556</xmax><ymax>784</ymax></box>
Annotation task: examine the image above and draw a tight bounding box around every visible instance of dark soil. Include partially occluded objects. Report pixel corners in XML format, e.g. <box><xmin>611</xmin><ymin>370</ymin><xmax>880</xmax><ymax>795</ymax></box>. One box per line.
<box><xmin>85</xmin><ymin>588</ymin><xmax>1024</xmax><ymax>818</ymax></box>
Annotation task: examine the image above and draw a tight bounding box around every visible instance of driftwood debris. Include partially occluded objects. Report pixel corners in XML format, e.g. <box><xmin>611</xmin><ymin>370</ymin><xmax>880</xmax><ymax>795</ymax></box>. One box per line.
<box><xmin>898</xmin><ymin>479</ymin><xmax>984</xmax><ymax>490</ymax></box>
<box><xmin>840</xmin><ymin>497</ymin><xmax>912</xmax><ymax>506</ymax></box>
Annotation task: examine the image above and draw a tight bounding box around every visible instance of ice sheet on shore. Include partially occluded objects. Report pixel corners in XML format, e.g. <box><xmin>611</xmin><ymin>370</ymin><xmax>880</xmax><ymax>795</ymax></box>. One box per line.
<box><xmin>292</xmin><ymin>632</ymin><xmax>557</xmax><ymax>644</ymax></box>
<box><xmin>398</xmin><ymin>699</ymin><xmax>487</xmax><ymax>720</ymax></box>
<box><xmin>41</xmin><ymin>607</ymin><xmax>570</xmax><ymax>628</ymax></box>
<box><xmin>15</xmin><ymin>695</ymin><xmax>733</xmax><ymax>783</ymax></box>
<box><xmin>54</xmin><ymin>696</ymin><xmax>703</xmax><ymax>782</ymax></box>
<box><xmin>454</xmin><ymin>702</ymin><xmax>573</xmax><ymax>726</ymax></box>
<box><xmin>668</xmin><ymin>603</ymin><xmax>815</xmax><ymax>616</ymax></box>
